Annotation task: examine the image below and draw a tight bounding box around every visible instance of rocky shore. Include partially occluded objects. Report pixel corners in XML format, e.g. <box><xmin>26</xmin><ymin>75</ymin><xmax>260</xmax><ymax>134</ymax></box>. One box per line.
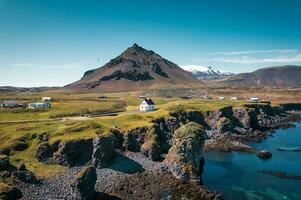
<box><xmin>1</xmin><ymin>102</ymin><xmax>300</xmax><ymax>200</ymax></box>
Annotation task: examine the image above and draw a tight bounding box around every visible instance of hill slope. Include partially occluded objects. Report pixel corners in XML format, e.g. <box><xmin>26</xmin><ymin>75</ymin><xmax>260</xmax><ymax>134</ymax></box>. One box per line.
<box><xmin>213</xmin><ymin>65</ymin><xmax>301</xmax><ymax>88</ymax></box>
<box><xmin>66</xmin><ymin>44</ymin><xmax>204</xmax><ymax>92</ymax></box>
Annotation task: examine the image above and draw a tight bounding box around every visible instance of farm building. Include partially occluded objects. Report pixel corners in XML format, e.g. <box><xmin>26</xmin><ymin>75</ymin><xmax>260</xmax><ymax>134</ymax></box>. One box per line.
<box><xmin>140</xmin><ymin>98</ymin><xmax>155</xmax><ymax>112</ymax></box>
<box><xmin>250</xmin><ymin>97</ymin><xmax>259</xmax><ymax>102</ymax></box>
<box><xmin>0</xmin><ymin>100</ymin><xmax>23</xmax><ymax>108</ymax></box>
<box><xmin>28</xmin><ymin>102</ymin><xmax>51</xmax><ymax>109</ymax></box>
<box><xmin>41</xmin><ymin>97</ymin><xmax>52</xmax><ymax>102</ymax></box>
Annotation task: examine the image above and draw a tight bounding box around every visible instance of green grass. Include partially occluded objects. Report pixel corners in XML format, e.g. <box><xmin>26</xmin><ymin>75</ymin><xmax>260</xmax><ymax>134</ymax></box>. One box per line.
<box><xmin>0</xmin><ymin>99</ymin><xmax>125</xmax><ymax>121</ymax></box>
<box><xmin>0</xmin><ymin>92</ymin><xmax>254</xmax><ymax>178</ymax></box>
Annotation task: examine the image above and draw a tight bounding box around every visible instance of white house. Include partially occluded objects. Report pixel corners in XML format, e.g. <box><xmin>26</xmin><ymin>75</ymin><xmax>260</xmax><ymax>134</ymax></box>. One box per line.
<box><xmin>41</xmin><ymin>97</ymin><xmax>52</xmax><ymax>102</ymax></box>
<box><xmin>28</xmin><ymin>102</ymin><xmax>51</xmax><ymax>109</ymax></box>
<box><xmin>250</xmin><ymin>97</ymin><xmax>259</xmax><ymax>102</ymax></box>
<box><xmin>140</xmin><ymin>98</ymin><xmax>155</xmax><ymax>112</ymax></box>
<box><xmin>219</xmin><ymin>96</ymin><xmax>225</xmax><ymax>100</ymax></box>
<box><xmin>231</xmin><ymin>97</ymin><xmax>238</xmax><ymax>100</ymax></box>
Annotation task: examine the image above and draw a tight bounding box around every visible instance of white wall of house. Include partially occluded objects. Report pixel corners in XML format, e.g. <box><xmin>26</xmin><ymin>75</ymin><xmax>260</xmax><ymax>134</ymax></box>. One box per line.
<box><xmin>139</xmin><ymin>101</ymin><xmax>155</xmax><ymax>112</ymax></box>
<box><xmin>41</xmin><ymin>97</ymin><xmax>52</xmax><ymax>102</ymax></box>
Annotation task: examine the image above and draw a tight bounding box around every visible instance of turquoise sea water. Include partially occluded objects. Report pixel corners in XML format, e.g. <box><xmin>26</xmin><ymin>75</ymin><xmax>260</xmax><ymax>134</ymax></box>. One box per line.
<box><xmin>203</xmin><ymin>122</ymin><xmax>301</xmax><ymax>200</ymax></box>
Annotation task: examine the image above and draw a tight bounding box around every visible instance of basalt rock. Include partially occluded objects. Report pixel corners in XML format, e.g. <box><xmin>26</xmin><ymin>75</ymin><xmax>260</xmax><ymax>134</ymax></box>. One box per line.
<box><xmin>165</xmin><ymin>122</ymin><xmax>207</xmax><ymax>181</ymax></box>
<box><xmin>0</xmin><ymin>183</ymin><xmax>22</xmax><ymax>200</ymax></box>
<box><xmin>257</xmin><ymin>150</ymin><xmax>272</xmax><ymax>159</ymax></box>
<box><xmin>13</xmin><ymin>170</ymin><xmax>40</xmax><ymax>184</ymax></box>
<box><xmin>35</xmin><ymin>141</ymin><xmax>60</xmax><ymax>162</ymax></box>
<box><xmin>123</xmin><ymin>132</ymin><xmax>140</xmax><ymax>152</ymax></box>
<box><xmin>141</xmin><ymin>125</ymin><xmax>163</xmax><ymax>161</ymax></box>
<box><xmin>52</xmin><ymin>139</ymin><xmax>93</xmax><ymax>167</ymax></box>
<box><xmin>92</xmin><ymin>134</ymin><xmax>118</xmax><ymax>168</ymax></box>
<box><xmin>7</xmin><ymin>137</ymin><xmax>28</xmax><ymax>151</ymax></box>
<box><xmin>71</xmin><ymin>166</ymin><xmax>97</xmax><ymax>200</ymax></box>
<box><xmin>0</xmin><ymin>155</ymin><xmax>9</xmax><ymax>171</ymax></box>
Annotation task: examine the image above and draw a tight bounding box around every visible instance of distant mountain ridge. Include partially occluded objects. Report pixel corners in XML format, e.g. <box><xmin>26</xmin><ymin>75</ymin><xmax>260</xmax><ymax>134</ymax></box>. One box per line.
<box><xmin>65</xmin><ymin>44</ymin><xmax>204</xmax><ymax>92</ymax></box>
<box><xmin>182</xmin><ymin>65</ymin><xmax>235</xmax><ymax>79</ymax></box>
<box><xmin>213</xmin><ymin>65</ymin><xmax>301</xmax><ymax>88</ymax></box>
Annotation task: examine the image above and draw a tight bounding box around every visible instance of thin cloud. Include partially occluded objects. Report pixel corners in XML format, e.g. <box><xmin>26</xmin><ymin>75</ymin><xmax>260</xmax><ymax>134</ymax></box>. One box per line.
<box><xmin>210</xmin><ymin>49</ymin><xmax>299</xmax><ymax>55</ymax></box>
<box><xmin>11</xmin><ymin>63</ymin><xmax>35</xmax><ymax>67</ymax></box>
<box><xmin>194</xmin><ymin>49</ymin><xmax>301</xmax><ymax>64</ymax></box>
<box><xmin>212</xmin><ymin>54</ymin><xmax>301</xmax><ymax>64</ymax></box>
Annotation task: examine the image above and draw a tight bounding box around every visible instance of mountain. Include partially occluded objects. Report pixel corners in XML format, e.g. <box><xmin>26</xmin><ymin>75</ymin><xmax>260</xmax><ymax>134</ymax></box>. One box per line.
<box><xmin>65</xmin><ymin>44</ymin><xmax>204</xmax><ymax>92</ymax></box>
<box><xmin>181</xmin><ymin>65</ymin><xmax>235</xmax><ymax>80</ymax></box>
<box><xmin>0</xmin><ymin>86</ymin><xmax>58</xmax><ymax>94</ymax></box>
<box><xmin>213</xmin><ymin>65</ymin><xmax>301</xmax><ymax>88</ymax></box>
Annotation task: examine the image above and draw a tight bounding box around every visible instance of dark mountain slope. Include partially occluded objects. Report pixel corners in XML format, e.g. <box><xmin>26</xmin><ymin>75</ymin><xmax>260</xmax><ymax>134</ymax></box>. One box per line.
<box><xmin>65</xmin><ymin>44</ymin><xmax>204</xmax><ymax>92</ymax></box>
<box><xmin>213</xmin><ymin>65</ymin><xmax>301</xmax><ymax>88</ymax></box>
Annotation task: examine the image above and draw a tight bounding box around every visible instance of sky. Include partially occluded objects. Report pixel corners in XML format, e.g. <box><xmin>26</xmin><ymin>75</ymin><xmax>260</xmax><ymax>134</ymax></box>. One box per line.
<box><xmin>1</xmin><ymin>0</ymin><xmax>301</xmax><ymax>87</ymax></box>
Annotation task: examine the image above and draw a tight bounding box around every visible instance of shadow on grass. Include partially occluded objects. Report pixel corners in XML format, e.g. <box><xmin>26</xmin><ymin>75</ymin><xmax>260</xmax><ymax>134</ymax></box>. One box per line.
<box><xmin>108</xmin><ymin>153</ymin><xmax>145</xmax><ymax>174</ymax></box>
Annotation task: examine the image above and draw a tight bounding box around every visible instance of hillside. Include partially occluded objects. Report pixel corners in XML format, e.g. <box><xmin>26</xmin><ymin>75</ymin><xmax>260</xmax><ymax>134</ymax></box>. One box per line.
<box><xmin>65</xmin><ymin>44</ymin><xmax>204</xmax><ymax>92</ymax></box>
<box><xmin>212</xmin><ymin>65</ymin><xmax>301</xmax><ymax>88</ymax></box>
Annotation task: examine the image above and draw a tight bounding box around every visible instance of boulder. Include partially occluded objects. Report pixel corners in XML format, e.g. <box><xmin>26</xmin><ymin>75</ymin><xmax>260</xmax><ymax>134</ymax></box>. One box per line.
<box><xmin>123</xmin><ymin>132</ymin><xmax>140</xmax><ymax>152</ymax></box>
<box><xmin>0</xmin><ymin>149</ymin><xmax>10</xmax><ymax>156</ymax></box>
<box><xmin>0</xmin><ymin>155</ymin><xmax>9</xmax><ymax>171</ymax></box>
<box><xmin>92</xmin><ymin>134</ymin><xmax>117</xmax><ymax>168</ymax></box>
<box><xmin>165</xmin><ymin>122</ymin><xmax>207</xmax><ymax>181</ymax></box>
<box><xmin>257</xmin><ymin>150</ymin><xmax>272</xmax><ymax>159</ymax></box>
<box><xmin>13</xmin><ymin>170</ymin><xmax>40</xmax><ymax>184</ymax></box>
<box><xmin>0</xmin><ymin>182</ymin><xmax>22</xmax><ymax>200</ymax></box>
<box><xmin>71</xmin><ymin>166</ymin><xmax>97</xmax><ymax>200</ymax></box>
<box><xmin>35</xmin><ymin>141</ymin><xmax>60</xmax><ymax>162</ymax></box>
<box><xmin>141</xmin><ymin>126</ymin><xmax>162</xmax><ymax>161</ymax></box>
<box><xmin>216</xmin><ymin>117</ymin><xmax>234</xmax><ymax>133</ymax></box>
<box><xmin>7</xmin><ymin>137</ymin><xmax>28</xmax><ymax>151</ymax></box>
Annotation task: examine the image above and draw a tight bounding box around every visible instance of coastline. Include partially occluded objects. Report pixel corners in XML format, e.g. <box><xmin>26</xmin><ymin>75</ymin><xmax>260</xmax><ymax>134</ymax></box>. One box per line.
<box><xmin>1</xmin><ymin>102</ymin><xmax>301</xmax><ymax>200</ymax></box>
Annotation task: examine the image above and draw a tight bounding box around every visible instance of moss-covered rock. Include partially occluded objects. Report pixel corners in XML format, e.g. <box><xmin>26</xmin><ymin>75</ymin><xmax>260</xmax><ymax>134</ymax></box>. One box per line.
<box><xmin>52</xmin><ymin>139</ymin><xmax>93</xmax><ymax>167</ymax></box>
<box><xmin>165</xmin><ymin>122</ymin><xmax>207</xmax><ymax>181</ymax></box>
<box><xmin>7</xmin><ymin>137</ymin><xmax>28</xmax><ymax>151</ymax></box>
<box><xmin>0</xmin><ymin>182</ymin><xmax>22</xmax><ymax>200</ymax></box>
<box><xmin>141</xmin><ymin>126</ymin><xmax>162</xmax><ymax>161</ymax></box>
<box><xmin>71</xmin><ymin>166</ymin><xmax>96</xmax><ymax>200</ymax></box>
<box><xmin>35</xmin><ymin>141</ymin><xmax>60</xmax><ymax>162</ymax></box>
<box><xmin>92</xmin><ymin>134</ymin><xmax>117</xmax><ymax>168</ymax></box>
<box><xmin>0</xmin><ymin>155</ymin><xmax>9</xmax><ymax>171</ymax></box>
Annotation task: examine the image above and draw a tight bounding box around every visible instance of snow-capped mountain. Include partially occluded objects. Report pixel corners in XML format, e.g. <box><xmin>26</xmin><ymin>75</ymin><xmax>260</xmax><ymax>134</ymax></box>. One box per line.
<box><xmin>181</xmin><ymin>65</ymin><xmax>235</xmax><ymax>79</ymax></box>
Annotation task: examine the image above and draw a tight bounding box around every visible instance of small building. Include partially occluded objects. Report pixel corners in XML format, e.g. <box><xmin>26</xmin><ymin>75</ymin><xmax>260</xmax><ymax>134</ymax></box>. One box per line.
<box><xmin>203</xmin><ymin>96</ymin><xmax>213</xmax><ymax>100</ymax></box>
<box><xmin>140</xmin><ymin>98</ymin><xmax>155</xmax><ymax>112</ymax></box>
<box><xmin>219</xmin><ymin>96</ymin><xmax>225</xmax><ymax>100</ymax></box>
<box><xmin>28</xmin><ymin>102</ymin><xmax>51</xmax><ymax>109</ymax></box>
<box><xmin>41</xmin><ymin>97</ymin><xmax>52</xmax><ymax>102</ymax></box>
<box><xmin>250</xmin><ymin>97</ymin><xmax>259</xmax><ymax>102</ymax></box>
<box><xmin>0</xmin><ymin>100</ymin><xmax>23</xmax><ymax>108</ymax></box>
<box><xmin>231</xmin><ymin>97</ymin><xmax>238</xmax><ymax>100</ymax></box>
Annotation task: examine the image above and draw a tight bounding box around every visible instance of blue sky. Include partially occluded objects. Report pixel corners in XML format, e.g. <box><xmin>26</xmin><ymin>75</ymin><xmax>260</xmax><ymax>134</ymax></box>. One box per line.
<box><xmin>1</xmin><ymin>0</ymin><xmax>301</xmax><ymax>87</ymax></box>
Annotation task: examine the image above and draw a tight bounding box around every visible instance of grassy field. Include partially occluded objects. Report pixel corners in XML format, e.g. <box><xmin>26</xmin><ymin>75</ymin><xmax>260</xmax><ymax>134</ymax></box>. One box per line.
<box><xmin>0</xmin><ymin>88</ymin><xmax>299</xmax><ymax>178</ymax></box>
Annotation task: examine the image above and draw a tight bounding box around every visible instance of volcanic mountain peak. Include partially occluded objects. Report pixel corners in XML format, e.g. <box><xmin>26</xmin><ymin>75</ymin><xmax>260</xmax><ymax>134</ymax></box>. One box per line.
<box><xmin>66</xmin><ymin>44</ymin><xmax>204</xmax><ymax>92</ymax></box>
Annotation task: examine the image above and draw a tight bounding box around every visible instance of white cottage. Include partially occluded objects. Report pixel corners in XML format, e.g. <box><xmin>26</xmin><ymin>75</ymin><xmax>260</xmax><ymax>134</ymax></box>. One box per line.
<box><xmin>41</xmin><ymin>97</ymin><xmax>52</xmax><ymax>102</ymax></box>
<box><xmin>250</xmin><ymin>97</ymin><xmax>259</xmax><ymax>102</ymax></box>
<box><xmin>140</xmin><ymin>98</ymin><xmax>155</xmax><ymax>112</ymax></box>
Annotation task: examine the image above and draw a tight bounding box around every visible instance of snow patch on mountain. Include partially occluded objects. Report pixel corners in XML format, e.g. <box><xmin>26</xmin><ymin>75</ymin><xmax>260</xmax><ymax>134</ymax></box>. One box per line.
<box><xmin>181</xmin><ymin>65</ymin><xmax>235</xmax><ymax>79</ymax></box>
